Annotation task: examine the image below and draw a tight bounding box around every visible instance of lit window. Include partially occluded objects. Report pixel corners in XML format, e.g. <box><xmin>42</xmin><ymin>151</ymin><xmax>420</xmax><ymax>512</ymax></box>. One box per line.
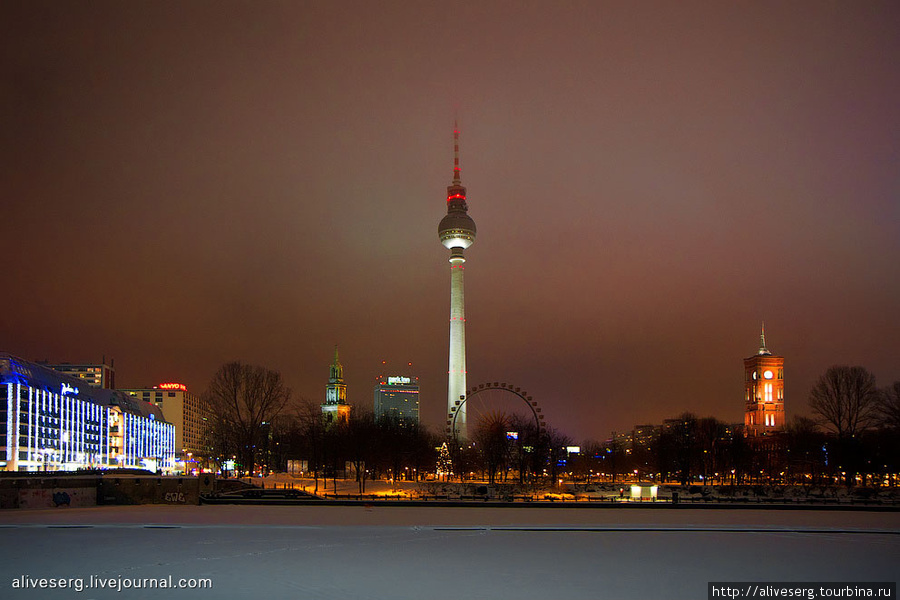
<box><xmin>764</xmin><ymin>383</ymin><xmax>773</xmax><ymax>403</ymax></box>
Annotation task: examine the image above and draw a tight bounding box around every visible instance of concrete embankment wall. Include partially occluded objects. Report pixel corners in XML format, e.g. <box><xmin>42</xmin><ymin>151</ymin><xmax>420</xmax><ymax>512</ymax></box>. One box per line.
<box><xmin>0</xmin><ymin>473</ymin><xmax>214</xmax><ymax>509</ymax></box>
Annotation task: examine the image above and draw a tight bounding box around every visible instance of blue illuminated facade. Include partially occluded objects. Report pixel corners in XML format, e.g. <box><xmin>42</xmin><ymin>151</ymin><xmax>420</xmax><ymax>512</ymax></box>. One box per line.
<box><xmin>1</xmin><ymin>353</ymin><xmax>175</xmax><ymax>472</ymax></box>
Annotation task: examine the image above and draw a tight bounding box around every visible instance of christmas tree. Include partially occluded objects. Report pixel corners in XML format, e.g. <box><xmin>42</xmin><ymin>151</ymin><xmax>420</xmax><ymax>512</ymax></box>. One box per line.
<box><xmin>436</xmin><ymin>442</ymin><xmax>453</xmax><ymax>479</ymax></box>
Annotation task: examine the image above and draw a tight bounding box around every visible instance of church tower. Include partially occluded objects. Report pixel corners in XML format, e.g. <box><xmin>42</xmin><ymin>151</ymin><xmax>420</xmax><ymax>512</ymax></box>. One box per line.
<box><xmin>743</xmin><ymin>324</ymin><xmax>784</xmax><ymax>436</ymax></box>
<box><xmin>322</xmin><ymin>346</ymin><xmax>351</xmax><ymax>425</ymax></box>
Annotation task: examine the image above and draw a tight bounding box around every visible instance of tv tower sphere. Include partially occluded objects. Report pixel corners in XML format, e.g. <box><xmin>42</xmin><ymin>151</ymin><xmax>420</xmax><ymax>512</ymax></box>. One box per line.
<box><xmin>439</xmin><ymin>210</ymin><xmax>477</xmax><ymax>250</ymax></box>
<box><xmin>439</xmin><ymin>123</ymin><xmax>476</xmax><ymax>439</ymax></box>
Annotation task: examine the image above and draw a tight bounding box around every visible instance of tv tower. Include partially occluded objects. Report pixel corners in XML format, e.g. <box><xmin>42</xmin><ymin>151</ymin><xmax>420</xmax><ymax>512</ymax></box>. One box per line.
<box><xmin>439</xmin><ymin>122</ymin><xmax>476</xmax><ymax>439</ymax></box>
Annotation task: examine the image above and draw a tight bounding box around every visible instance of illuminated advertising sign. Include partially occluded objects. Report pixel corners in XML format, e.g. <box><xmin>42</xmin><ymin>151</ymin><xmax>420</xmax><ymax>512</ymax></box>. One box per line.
<box><xmin>506</xmin><ymin>431</ymin><xmax>519</xmax><ymax>440</ymax></box>
<box><xmin>61</xmin><ymin>383</ymin><xmax>79</xmax><ymax>396</ymax></box>
<box><xmin>387</xmin><ymin>376</ymin><xmax>411</xmax><ymax>385</ymax></box>
<box><xmin>158</xmin><ymin>383</ymin><xmax>187</xmax><ymax>391</ymax></box>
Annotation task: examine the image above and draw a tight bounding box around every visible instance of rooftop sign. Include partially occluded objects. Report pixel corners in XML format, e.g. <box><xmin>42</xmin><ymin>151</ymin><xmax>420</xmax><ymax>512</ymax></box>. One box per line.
<box><xmin>158</xmin><ymin>383</ymin><xmax>187</xmax><ymax>391</ymax></box>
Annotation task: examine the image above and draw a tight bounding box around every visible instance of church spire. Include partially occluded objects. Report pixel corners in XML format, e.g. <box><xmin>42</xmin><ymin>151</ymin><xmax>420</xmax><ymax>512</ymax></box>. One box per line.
<box><xmin>758</xmin><ymin>322</ymin><xmax>771</xmax><ymax>355</ymax></box>
<box><xmin>329</xmin><ymin>345</ymin><xmax>343</xmax><ymax>381</ymax></box>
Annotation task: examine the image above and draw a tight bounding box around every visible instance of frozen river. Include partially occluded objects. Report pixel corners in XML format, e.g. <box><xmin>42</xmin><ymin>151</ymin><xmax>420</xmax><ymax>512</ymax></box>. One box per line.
<box><xmin>1</xmin><ymin>505</ymin><xmax>897</xmax><ymax>599</ymax></box>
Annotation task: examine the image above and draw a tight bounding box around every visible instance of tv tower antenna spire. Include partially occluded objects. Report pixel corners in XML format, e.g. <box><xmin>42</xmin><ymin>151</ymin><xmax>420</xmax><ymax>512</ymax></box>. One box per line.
<box><xmin>438</xmin><ymin>121</ymin><xmax>477</xmax><ymax>439</ymax></box>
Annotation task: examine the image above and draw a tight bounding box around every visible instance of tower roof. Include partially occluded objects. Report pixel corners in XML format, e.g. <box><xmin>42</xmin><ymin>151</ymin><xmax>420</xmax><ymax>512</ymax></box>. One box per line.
<box><xmin>758</xmin><ymin>322</ymin><xmax>771</xmax><ymax>355</ymax></box>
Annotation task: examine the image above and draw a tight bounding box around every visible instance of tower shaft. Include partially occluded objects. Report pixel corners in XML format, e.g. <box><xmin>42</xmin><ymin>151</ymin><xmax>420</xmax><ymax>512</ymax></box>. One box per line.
<box><xmin>438</xmin><ymin>122</ymin><xmax>476</xmax><ymax>440</ymax></box>
<box><xmin>448</xmin><ymin>250</ymin><xmax>467</xmax><ymax>438</ymax></box>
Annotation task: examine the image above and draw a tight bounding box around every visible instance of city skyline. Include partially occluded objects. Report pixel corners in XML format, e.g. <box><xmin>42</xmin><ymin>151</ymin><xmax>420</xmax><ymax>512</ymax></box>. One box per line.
<box><xmin>2</xmin><ymin>2</ymin><xmax>899</xmax><ymax>443</ymax></box>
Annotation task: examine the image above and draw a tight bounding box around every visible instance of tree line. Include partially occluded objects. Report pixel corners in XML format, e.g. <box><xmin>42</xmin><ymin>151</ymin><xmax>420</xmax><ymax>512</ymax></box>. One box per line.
<box><xmin>572</xmin><ymin>366</ymin><xmax>900</xmax><ymax>487</ymax></box>
<box><xmin>199</xmin><ymin>362</ymin><xmax>583</xmax><ymax>488</ymax></box>
<box><xmin>199</xmin><ymin>362</ymin><xmax>900</xmax><ymax>488</ymax></box>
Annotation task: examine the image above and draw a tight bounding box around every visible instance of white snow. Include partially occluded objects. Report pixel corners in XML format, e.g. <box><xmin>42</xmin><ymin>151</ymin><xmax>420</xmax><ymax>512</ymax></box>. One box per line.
<box><xmin>1</xmin><ymin>505</ymin><xmax>897</xmax><ymax>599</ymax></box>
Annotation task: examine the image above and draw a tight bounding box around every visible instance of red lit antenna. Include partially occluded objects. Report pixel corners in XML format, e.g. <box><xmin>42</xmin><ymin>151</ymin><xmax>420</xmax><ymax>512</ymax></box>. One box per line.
<box><xmin>452</xmin><ymin>119</ymin><xmax>461</xmax><ymax>185</ymax></box>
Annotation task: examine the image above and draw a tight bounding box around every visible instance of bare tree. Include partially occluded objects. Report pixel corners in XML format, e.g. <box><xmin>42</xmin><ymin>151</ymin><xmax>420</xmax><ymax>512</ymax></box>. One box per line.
<box><xmin>344</xmin><ymin>409</ymin><xmax>376</xmax><ymax>493</ymax></box>
<box><xmin>204</xmin><ymin>362</ymin><xmax>291</xmax><ymax>477</ymax></box>
<box><xmin>877</xmin><ymin>381</ymin><xmax>900</xmax><ymax>431</ymax></box>
<box><xmin>544</xmin><ymin>426</ymin><xmax>573</xmax><ymax>485</ymax></box>
<box><xmin>294</xmin><ymin>398</ymin><xmax>326</xmax><ymax>493</ymax></box>
<box><xmin>472</xmin><ymin>411</ymin><xmax>511</xmax><ymax>485</ymax></box>
<box><xmin>808</xmin><ymin>366</ymin><xmax>879</xmax><ymax>439</ymax></box>
<box><xmin>783</xmin><ymin>416</ymin><xmax>826</xmax><ymax>486</ymax></box>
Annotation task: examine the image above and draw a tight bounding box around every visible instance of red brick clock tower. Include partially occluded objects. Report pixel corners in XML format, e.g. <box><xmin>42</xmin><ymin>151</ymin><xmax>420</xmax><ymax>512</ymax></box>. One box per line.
<box><xmin>744</xmin><ymin>324</ymin><xmax>784</xmax><ymax>436</ymax></box>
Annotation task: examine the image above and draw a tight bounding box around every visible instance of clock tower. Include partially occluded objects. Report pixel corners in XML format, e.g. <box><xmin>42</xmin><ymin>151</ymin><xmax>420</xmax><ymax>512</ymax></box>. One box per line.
<box><xmin>743</xmin><ymin>324</ymin><xmax>784</xmax><ymax>436</ymax></box>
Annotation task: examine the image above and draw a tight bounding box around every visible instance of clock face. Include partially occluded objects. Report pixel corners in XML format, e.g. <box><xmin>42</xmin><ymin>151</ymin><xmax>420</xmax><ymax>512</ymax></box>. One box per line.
<box><xmin>764</xmin><ymin>370</ymin><xmax>774</xmax><ymax>380</ymax></box>
<box><xmin>752</xmin><ymin>372</ymin><xmax>757</xmax><ymax>380</ymax></box>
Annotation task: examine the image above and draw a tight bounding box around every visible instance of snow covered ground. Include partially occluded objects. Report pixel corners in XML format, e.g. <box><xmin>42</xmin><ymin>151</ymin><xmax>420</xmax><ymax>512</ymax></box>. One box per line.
<box><xmin>1</xmin><ymin>505</ymin><xmax>897</xmax><ymax>599</ymax></box>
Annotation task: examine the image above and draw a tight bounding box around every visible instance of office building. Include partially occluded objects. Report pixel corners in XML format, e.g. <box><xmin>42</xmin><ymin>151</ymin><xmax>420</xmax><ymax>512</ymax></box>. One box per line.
<box><xmin>374</xmin><ymin>375</ymin><xmax>420</xmax><ymax>425</ymax></box>
<box><xmin>46</xmin><ymin>361</ymin><xmax>115</xmax><ymax>389</ymax></box>
<box><xmin>122</xmin><ymin>383</ymin><xmax>204</xmax><ymax>460</ymax></box>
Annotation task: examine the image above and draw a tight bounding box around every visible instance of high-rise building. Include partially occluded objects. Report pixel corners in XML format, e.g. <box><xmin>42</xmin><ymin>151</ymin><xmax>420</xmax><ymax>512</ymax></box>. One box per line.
<box><xmin>438</xmin><ymin>123</ymin><xmax>476</xmax><ymax>439</ymax></box>
<box><xmin>743</xmin><ymin>324</ymin><xmax>785</xmax><ymax>436</ymax></box>
<box><xmin>373</xmin><ymin>375</ymin><xmax>420</xmax><ymax>425</ymax></box>
<box><xmin>322</xmin><ymin>347</ymin><xmax>351</xmax><ymax>425</ymax></box>
<box><xmin>121</xmin><ymin>383</ymin><xmax>204</xmax><ymax>461</ymax></box>
<box><xmin>46</xmin><ymin>361</ymin><xmax>115</xmax><ymax>390</ymax></box>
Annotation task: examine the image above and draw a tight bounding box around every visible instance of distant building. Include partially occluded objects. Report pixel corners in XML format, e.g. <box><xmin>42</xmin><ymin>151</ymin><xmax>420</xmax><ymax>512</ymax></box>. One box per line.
<box><xmin>631</xmin><ymin>424</ymin><xmax>660</xmax><ymax>453</ymax></box>
<box><xmin>374</xmin><ymin>375</ymin><xmax>420</xmax><ymax>425</ymax></box>
<box><xmin>611</xmin><ymin>430</ymin><xmax>633</xmax><ymax>450</ymax></box>
<box><xmin>744</xmin><ymin>324</ymin><xmax>785</xmax><ymax>436</ymax></box>
<box><xmin>45</xmin><ymin>361</ymin><xmax>115</xmax><ymax>389</ymax></box>
<box><xmin>322</xmin><ymin>347</ymin><xmax>351</xmax><ymax>425</ymax></box>
<box><xmin>121</xmin><ymin>383</ymin><xmax>204</xmax><ymax>461</ymax></box>
<box><xmin>1</xmin><ymin>353</ymin><xmax>174</xmax><ymax>472</ymax></box>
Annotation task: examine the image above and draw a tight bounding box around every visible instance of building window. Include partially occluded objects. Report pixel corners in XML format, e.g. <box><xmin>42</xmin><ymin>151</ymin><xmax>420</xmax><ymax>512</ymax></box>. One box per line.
<box><xmin>764</xmin><ymin>383</ymin><xmax>773</xmax><ymax>403</ymax></box>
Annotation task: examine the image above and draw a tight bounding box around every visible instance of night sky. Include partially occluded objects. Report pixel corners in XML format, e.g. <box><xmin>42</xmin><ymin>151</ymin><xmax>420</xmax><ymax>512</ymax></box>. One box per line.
<box><xmin>3</xmin><ymin>2</ymin><xmax>899</xmax><ymax>443</ymax></box>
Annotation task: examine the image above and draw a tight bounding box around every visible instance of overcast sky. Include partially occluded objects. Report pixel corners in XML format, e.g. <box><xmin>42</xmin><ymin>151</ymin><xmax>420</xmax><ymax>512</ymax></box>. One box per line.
<box><xmin>2</xmin><ymin>1</ymin><xmax>898</xmax><ymax>442</ymax></box>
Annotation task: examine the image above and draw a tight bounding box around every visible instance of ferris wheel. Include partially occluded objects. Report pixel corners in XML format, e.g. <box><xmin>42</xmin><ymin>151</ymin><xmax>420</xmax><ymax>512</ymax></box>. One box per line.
<box><xmin>446</xmin><ymin>381</ymin><xmax>546</xmax><ymax>440</ymax></box>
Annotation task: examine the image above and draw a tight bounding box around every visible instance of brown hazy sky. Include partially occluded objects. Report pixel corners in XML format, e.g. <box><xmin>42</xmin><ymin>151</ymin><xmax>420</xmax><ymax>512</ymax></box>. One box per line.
<box><xmin>2</xmin><ymin>1</ymin><xmax>899</xmax><ymax>442</ymax></box>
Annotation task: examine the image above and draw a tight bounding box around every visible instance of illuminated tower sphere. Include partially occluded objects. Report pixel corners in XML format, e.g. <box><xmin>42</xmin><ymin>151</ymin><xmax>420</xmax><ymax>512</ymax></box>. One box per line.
<box><xmin>439</xmin><ymin>123</ymin><xmax>476</xmax><ymax>439</ymax></box>
<box><xmin>322</xmin><ymin>346</ymin><xmax>351</xmax><ymax>426</ymax></box>
<box><xmin>743</xmin><ymin>323</ymin><xmax>785</xmax><ymax>436</ymax></box>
